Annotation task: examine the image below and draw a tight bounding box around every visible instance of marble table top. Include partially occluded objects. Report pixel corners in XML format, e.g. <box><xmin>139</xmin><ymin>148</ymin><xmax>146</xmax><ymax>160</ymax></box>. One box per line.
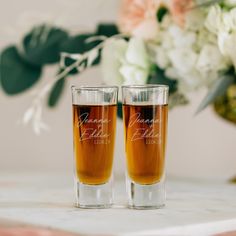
<box><xmin>0</xmin><ymin>172</ymin><xmax>236</xmax><ymax>236</ymax></box>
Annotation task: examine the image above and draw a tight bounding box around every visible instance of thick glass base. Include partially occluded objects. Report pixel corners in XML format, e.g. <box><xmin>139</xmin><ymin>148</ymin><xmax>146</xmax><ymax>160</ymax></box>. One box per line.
<box><xmin>75</xmin><ymin>179</ymin><xmax>113</xmax><ymax>209</ymax></box>
<box><xmin>126</xmin><ymin>177</ymin><xmax>166</xmax><ymax>209</ymax></box>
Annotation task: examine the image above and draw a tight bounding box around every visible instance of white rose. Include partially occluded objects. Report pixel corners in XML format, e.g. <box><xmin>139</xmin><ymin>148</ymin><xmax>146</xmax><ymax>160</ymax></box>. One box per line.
<box><xmin>119</xmin><ymin>65</ymin><xmax>149</xmax><ymax>85</ymax></box>
<box><xmin>101</xmin><ymin>37</ymin><xmax>150</xmax><ymax>86</ymax></box>
<box><xmin>120</xmin><ymin>37</ymin><xmax>150</xmax><ymax>85</ymax></box>
<box><xmin>101</xmin><ymin>38</ymin><xmax>127</xmax><ymax>86</ymax></box>
<box><xmin>124</xmin><ymin>37</ymin><xmax>149</xmax><ymax>69</ymax></box>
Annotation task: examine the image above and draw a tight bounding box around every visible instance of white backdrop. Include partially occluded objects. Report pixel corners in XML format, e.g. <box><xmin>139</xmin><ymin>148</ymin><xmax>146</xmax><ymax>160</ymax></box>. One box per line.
<box><xmin>0</xmin><ymin>0</ymin><xmax>235</xmax><ymax>180</ymax></box>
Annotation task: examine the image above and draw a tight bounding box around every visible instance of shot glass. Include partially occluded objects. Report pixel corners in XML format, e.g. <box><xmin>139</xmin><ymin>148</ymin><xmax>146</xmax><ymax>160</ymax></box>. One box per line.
<box><xmin>122</xmin><ymin>85</ymin><xmax>169</xmax><ymax>209</ymax></box>
<box><xmin>71</xmin><ymin>85</ymin><xmax>118</xmax><ymax>208</ymax></box>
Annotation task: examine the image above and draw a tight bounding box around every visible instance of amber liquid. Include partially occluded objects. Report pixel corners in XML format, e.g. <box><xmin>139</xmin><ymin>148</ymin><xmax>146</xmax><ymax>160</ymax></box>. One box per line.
<box><xmin>123</xmin><ymin>104</ymin><xmax>168</xmax><ymax>185</ymax></box>
<box><xmin>73</xmin><ymin>104</ymin><xmax>117</xmax><ymax>185</ymax></box>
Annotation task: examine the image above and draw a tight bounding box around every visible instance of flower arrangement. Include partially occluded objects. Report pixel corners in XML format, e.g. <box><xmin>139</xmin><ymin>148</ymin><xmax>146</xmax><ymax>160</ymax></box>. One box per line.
<box><xmin>1</xmin><ymin>0</ymin><xmax>236</xmax><ymax>133</ymax></box>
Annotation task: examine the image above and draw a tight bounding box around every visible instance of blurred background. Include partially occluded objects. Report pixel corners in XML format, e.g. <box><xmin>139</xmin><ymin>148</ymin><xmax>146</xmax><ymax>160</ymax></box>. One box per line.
<box><xmin>0</xmin><ymin>0</ymin><xmax>235</xmax><ymax>181</ymax></box>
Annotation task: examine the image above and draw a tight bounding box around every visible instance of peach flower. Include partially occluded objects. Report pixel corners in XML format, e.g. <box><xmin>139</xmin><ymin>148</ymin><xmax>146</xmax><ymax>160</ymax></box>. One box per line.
<box><xmin>118</xmin><ymin>0</ymin><xmax>193</xmax><ymax>39</ymax></box>
<box><xmin>118</xmin><ymin>0</ymin><xmax>160</xmax><ymax>40</ymax></box>
<box><xmin>168</xmin><ymin>0</ymin><xmax>193</xmax><ymax>27</ymax></box>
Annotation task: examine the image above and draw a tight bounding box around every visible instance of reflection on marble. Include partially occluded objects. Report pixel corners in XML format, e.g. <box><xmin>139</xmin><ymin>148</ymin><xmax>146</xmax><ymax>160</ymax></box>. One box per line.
<box><xmin>0</xmin><ymin>172</ymin><xmax>236</xmax><ymax>235</ymax></box>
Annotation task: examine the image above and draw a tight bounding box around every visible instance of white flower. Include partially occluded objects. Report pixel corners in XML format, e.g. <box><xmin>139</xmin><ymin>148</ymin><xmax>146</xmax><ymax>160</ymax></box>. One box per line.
<box><xmin>101</xmin><ymin>37</ymin><xmax>150</xmax><ymax>86</ymax></box>
<box><xmin>178</xmin><ymin>69</ymin><xmax>205</xmax><ymax>92</ymax></box>
<box><xmin>132</xmin><ymin>19</ymin><xmax>159</xmax><ymax>41</ymax></box>
<box><xmin>168</xmin><ymin>48</ymin><xmax>198</xmax><ymax>74</ymax></box>
<box><xmin>153</xmin><ymin>46</ymin><xmax>170</xmax><ymax>69</ymax></box>
<box><xmin>101</xmin><ymin>38</ymin><xmax>127</xmax><ymax>86</ymax></box>
<box><xmin>218</xmin><ymin>32</ymin><xmax>236</xmax><ymax>68</ymax></box>
<box><xmin>196</xmin><ymin>44</ymin><xmax>228</xmax><ymax>74</ymax></box>
<box><xmin>124</xmin><ymin>37</ymin><xmax>149</xmax><ymax>69</ymax></box>
<box><xmin>119</xmin><ymin>66</ymin><xmax>149</xmax><ymax>85</ymax></box>
<box><xmin>158</xmin><ymin>31</ymin><xmax>173</xmax><ymax>49</ymax></box>
<box><xmin>205</xmin><ymin>5</ymin><xmax>223</xmax><ymax>34</ymax></box>
<box><xmin>165</xmin><ymin>67</ymin><xmax>179</xmax><ymax>80</ymax></box>
<box><xmin>168</xmin><ymin>25</ymin><xmax>196</xmax><ymax>48</ymax></box>
<box><xmin>196</xmin><ymin>28</ymin><xmax>217</xmax><ymax>49</ymax></box>
<box><xmin>120</xmin><ymin>38</ymin><xmax>150</xmax><ymax>85</ymax></box>
<box><xmin>206</xmin><ymin>5</ymin><xmax>236</xmax><ymax>35</ymax></box>
<box><xmin>229</xmin><ymin>8</ymin><xmax>236</xmax><ymax>29</ymax></box>
<box><xmin>185</xmin><ymin>8</ymin><xmax>206</xmax><ymax>31</ymax></box>
<box><xmin>223</xmin><ymin>8</ymin><xmax>236</xmax><ymax>31</ymax></box>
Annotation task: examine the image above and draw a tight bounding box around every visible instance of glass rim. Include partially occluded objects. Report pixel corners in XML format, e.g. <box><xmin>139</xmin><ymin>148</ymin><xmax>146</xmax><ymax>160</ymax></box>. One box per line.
<box><xmin>121</xmin><ymin>84</ymin><xmax>169</xmax><ymax>90</ymax></box>
<box><xmin>71</xmin><ymin>85</ymin><xmax>119</xmax><ymax>91</ymax></box>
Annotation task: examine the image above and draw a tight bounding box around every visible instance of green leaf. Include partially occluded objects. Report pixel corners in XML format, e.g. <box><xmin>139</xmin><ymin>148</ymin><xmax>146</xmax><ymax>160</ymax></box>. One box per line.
<box><xmin>196</xmin><ymin>75</ymin><xmax>235</xmax><ymax>114</ymax></box>
<box><xmin>148</xmin><ymin>66</ymin><xmax>177</xmax><ymax>94</ymax></box>
<box><xmin>58</xmin><ymin>23</ymin><xmax>119</xmax><ymax>76</ymax></box>
<box><xmin>157</xmin><ymin>6</ymin><xmax>169</xmax><ymax>23</ymax></box>
<box><xmin>117</xmin><ymin>102</ymin><xmax>123</xmax><ymax>119</ymax></box>
<box><xmin>60</xmin><ymin>33</ymin><xmax>101</xmax><ymax>71</ymax></box>
<box><xmin>61</xmin><ymin>24</ymin><xmax>119</xmax><ymax>54</ymax></box>
<box><xmin>60</xmin><ymin>33</ymin><xmax>99</xmax><ymax>54</ymax></box>
<box><xmin>96</xmin><ymin>24</ymin><xmax>119</xmax><ymax>37</ymax></box>
<box><xmin>62</xmin><ymin>57</ymin><xmax>80</xmax><ymax>75</ymax></box>
<box><xmin>59</xmin><ymin>23</ymin><xmax>119</xmax><ymax>75</ymax></box>
<box><xmin>0</xmin><ymin>46</ymin><xmax>42</xmax><ymax>95</ymax></box>
<box><xmin>23</xmin><ymin>25</ymin><xmax>68</xmax><ymax>66</ymax></box>
<box><xmin>47</xmin><ymin>77</ymin><xmax>66</xmax><ymax>107</ymax></box>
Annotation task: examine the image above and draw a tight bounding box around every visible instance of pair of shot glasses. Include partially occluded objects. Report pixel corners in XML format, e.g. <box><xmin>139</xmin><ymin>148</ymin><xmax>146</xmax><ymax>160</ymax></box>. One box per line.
<box><xmin>71</xmin><ymin>84</ymin><xmax>168</xmax><ymax>209</ymax></box>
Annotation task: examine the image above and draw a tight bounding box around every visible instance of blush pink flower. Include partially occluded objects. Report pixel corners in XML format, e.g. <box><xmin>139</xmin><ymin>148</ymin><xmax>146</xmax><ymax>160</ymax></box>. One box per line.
<box><xmin>118</xmin><ymin>0</ymin><xmax>193</xmax><ymax>38</ymax></box>
<box><xmin>169</xmin><ymin>0</ymin><xmax>193</xmax><ymax>27</ymax></box>
<box><xmin>118</xmin><ymin>0</ymin><xmax>160</xmax><ymax>40</ymax></box>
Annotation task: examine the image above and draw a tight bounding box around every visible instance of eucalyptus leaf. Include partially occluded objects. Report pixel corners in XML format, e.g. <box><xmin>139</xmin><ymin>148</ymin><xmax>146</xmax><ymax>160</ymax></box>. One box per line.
<box><xmin>23</xmin><ymin>25</ymin><xmax>68</xmax><ymax>66</ymax></box>
<box><xmin>0</xmin><ymin>46</ymin><xmax>42</xmax><ymax>95</ymax></box>
<box><xmin>48</xmin><ymin>78</ymin><xmax>65</xmax><ymax>107</ymax></box>
<box><xmin>196</xmin><ymin>75</ymin><xmax>234</xmax><ymax>114</ymax></box>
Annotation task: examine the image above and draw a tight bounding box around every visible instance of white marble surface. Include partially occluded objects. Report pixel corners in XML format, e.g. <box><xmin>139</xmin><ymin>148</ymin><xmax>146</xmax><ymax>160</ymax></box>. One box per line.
<box><xmin>0</xmin><ymin>172</ymin><xmax>236</xmax><ymax>235</ymax></box>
